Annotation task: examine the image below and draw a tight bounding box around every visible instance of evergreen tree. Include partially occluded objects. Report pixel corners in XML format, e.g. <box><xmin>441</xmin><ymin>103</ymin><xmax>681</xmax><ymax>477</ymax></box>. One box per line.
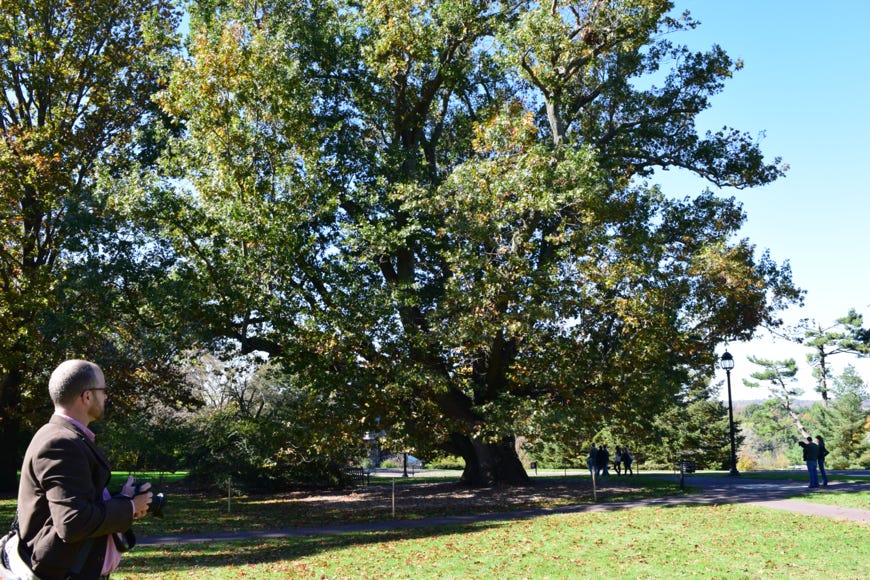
<box><xmin>819</xmin><ymin>366</ymin><xmax>870</xmax><ymax>468</ymax></box>
<box><xmin>740</xmin><ymin>399</ymin><xmax>802</xmax><ymax>467</ymax></box>
<box><xmin>743</xmin><ymin>356</ymin><xmax>809</xmax><ymax>438</ymax></box>
<box><xmin>646</xmin><ymin>373</ymin><xmax>735</xmax><ymax>469</ymax></box>
<box><xmin>796</xmin><ymin>310</ymin><xmax>870</xmax><ymax>403</ymax></box>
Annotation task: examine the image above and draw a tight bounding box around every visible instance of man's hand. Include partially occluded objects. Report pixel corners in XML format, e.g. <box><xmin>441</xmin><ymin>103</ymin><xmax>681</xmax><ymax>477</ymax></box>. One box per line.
<box><xmin>132</xmin><ymin>487</ymin><xmax>153</xmax><ymax>518</ymax></box>
<box><xmin>121</xmin><ymin>476</ymin><xmax>153</xmax><ymax>518</ymax></box>
<box><xmin>120</xmin><ymin>475</ymin><xmax>137</xmax><ymax>498</ymax></box>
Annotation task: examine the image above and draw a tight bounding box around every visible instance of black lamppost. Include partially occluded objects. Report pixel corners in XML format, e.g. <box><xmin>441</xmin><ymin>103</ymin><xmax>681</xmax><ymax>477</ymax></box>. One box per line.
<box><xmin>720</xmin><ymin>351</ymin><xmax>740</xmax><ymax>476</ymax></box>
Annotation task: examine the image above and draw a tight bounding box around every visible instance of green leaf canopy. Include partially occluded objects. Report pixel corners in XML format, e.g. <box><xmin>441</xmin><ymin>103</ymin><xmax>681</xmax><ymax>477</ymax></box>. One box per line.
<box><xmin>133</xmin><ymin>0</ymin><xmax>801</xmax><ymax>485</ymax></box>
<box><xmin>0</xmin><ymin>0</ymin><xmax>183</xmax><ymax>491</ymax></box>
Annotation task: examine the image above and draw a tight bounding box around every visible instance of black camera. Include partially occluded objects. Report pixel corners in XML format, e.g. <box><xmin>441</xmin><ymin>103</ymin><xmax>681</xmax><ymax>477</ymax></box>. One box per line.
<box><xmin>133</xmin><ymin>482</ymin><xmax>166</xmax><ymax>519</ymax></box>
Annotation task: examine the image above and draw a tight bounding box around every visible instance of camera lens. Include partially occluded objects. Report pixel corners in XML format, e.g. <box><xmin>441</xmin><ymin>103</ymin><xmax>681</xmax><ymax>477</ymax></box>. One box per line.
<box><xmin>149</xmin><ymin>492</ymin><xmax>166</xmax><ymax>518</ymax></box>
<box><xmin>133</xmin><ymin>483</ymin><xmax>166</xmax><ymax>518</ymax></box>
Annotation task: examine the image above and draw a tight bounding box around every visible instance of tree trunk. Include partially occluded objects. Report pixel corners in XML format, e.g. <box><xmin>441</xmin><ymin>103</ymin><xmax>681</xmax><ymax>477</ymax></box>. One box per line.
<box><xmin>546</xmin><ymin>100</ymin><xmax>565</xmax><ymax>147</ymax></box>
<box><xmin>0</xmin><ymin>367</ymin><xmax>23</xmax><ymax>493</ymax></box>
<box><xmin>454</xmin><ymin>434</ymin><xmax>530</xmax><ymax>487</ymax></box>
<box><xmin>815</xmin><ymin>346</ymin><xmax>830</xmax><ymax>405</ymax></box>
<box><xmin>788</xmin><ymin>407</ymin><xmax>810</xmax><ymax>440</ymax></box>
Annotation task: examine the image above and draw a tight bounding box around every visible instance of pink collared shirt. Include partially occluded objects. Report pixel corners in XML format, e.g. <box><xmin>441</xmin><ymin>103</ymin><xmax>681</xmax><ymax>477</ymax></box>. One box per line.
<box><xmin>54</xmin><ymin>413</ymin><xmax>130</xmax><ymax>575</ymax></box>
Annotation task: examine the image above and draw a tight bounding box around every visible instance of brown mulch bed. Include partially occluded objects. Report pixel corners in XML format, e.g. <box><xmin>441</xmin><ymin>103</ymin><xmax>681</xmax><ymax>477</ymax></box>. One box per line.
<box><xmin>272</xmin><ymin>477</ymin><xmax>649</xmax><ymax>517</ymax></box>
<box><xmin>134</xmin><ymin>475</ymin><xmax>668</xmax><ymax>535</ymax></box>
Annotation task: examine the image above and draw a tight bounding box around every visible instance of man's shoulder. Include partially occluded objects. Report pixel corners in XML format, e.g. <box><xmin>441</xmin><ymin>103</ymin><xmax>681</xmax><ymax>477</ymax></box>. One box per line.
<box><xmin>28</xmin><ymin>418</ymin><xmax>91</xmax><ymax>453</ymax></box>
<box><xmin>34</xmin><ymin>416</ymin><xmax>80</xmax><ymax>437</ymax></box>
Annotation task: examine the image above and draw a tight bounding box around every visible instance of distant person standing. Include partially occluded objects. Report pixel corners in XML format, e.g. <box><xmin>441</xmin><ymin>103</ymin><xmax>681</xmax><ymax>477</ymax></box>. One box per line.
<box><xmin>613</xmin><ymin>446</ymin><xmax>622</xmax><ymax>475</ymax></box>
<box><xmin>622</xmin><ymin>446</ymin><xmax>634</xmax><ymax>475</ymax></box>
<box><xmin>815</xmin><ymin>435</ymin><xmax>829</xmax><ymax>487</ymax></box>
<box><xmin>798</xmin><ymin>436</ymin><xmax>820</xmax><ymax>488</ymax></box>
<box><xmin>587</xmin><ymin>445</ymin><xmax>597</xmax><ymax>477</ymax></box>
<box><xmin>596</xmin><ymin>445</ymin><xmax>610</xmax><ymax>477</ymax></box>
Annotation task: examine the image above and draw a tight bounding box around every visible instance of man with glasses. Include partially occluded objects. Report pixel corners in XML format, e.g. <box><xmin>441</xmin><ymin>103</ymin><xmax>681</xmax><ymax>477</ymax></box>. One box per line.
<box><xmin>11</xmin><ymin>360</ymin><xmax>153</xmax><ymax>580</ymax></box>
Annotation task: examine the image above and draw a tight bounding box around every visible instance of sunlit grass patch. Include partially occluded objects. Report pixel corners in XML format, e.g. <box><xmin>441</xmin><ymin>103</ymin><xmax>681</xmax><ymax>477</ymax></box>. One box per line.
<box><xmin>114</xmin><ymin>503</ymin><xmax>869</xmax><ymax>579</ymax></box>
<box><xmin>790</xmin><ymin>490</ymin><xmax>870</xmax><ymax>510</ymax></box>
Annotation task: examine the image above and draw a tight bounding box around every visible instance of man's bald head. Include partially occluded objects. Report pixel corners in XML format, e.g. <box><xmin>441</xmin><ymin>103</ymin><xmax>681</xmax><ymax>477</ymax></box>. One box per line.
<box><xmin>48</xmin><ymin>360</ymin><xmax>105</xmax><ymax>406</ymax></box>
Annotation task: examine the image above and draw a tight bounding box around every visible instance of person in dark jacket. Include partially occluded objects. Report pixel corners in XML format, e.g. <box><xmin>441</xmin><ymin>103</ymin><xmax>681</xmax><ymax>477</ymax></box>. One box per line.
<box><xmin>798</xmin><ymin>436</ymin><xmax>820</xmax><ymax>488</ymax></box>
<box><xmin>815</xmin><ymin>435</ymin><xmax>829</xmax><ymax>487</ymax></box>
<box><xmin>622</xmin><ymin>447</ymin><xmax>634</xmax><ymax>475</ymax></box>
<box><xmin>15</xmin><ymin>360</ymin><xmax>154</xmax><ymax>580</ymax></box>
<box><xmin>586</xmin><ymin>445</ymin><xmax>597</xmax><ymax>477</ymax></box>
<box><xmin>596</xmin><ymin>446</ymin><xmax>610</xmax><ymax>476</ymax></box>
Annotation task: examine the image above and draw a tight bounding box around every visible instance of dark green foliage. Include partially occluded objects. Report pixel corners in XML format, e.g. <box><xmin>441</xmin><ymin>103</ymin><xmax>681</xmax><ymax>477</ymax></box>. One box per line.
<box><xmin>172</xmin><ymin>357</ymin><xmax>370</xmax><ymax>491</ymax></box>
<box><xmin>1</xmin><ymin>1</ymin><xmax>804</xmax><ymax>490</ymax></box>
<box><xmin>814</xmin><ymin>366</ymin><xmax>870</xmax><ymax>468</ymax></box>
<box><xmin>136</xmin><ymin>0</ymin><xmax>802</xmax><ymax>487</ymax></box>
<box><xmin>99</xmin><ymin>408</ymin><xmax>189</xmax><ymax>474</ymax></box>
<box><xmin>643</xmin><ymin>374</ymin><xmax>736</xmax><ymax>470</ymax></box>
<box><xmin>526</xmin><ymin>441</ymin><xmax>586</xmax><ymax>470</ymax></box>
<box><xmin>799</xmin><ymin>310</ymin><xmax>870</xmax><ymax>402</ymax></box>
<box><xmin>181</xmin><ymin>409</ymin><xmax>351</xmax><ymax>492</ymax></box>
<box><xmin>0</xmin><ymin>0</ymin><xmax>182</xmax><ymax>491</ymax></box>
<box><xmin>740</xmin><ymin>399</ymin><xmax>804</xmax><ymax>467</ymax></box>
<box><xmin>423</xmin><ymin>454</ymin><xmax>466</xmax><ymax>470</ymax></box>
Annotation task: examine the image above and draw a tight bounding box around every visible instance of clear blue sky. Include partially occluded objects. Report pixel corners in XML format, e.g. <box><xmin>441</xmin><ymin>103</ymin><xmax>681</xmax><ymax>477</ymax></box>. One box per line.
<box><xmin>656</xmin><ymin>1</ymin><xmax>870</xmax><ymax>400</ymax></box>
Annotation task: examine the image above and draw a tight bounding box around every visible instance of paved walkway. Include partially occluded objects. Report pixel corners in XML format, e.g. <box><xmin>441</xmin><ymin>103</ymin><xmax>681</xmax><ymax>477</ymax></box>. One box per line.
<box><xmin>664</xmin><ymin>475</ymin><xmax>870</xmax><ymax>523</ymax></box>
<box><xmin>137</xmin><ymin>473</ymin><xmax>869</xmax><ymax>546</ymax></box>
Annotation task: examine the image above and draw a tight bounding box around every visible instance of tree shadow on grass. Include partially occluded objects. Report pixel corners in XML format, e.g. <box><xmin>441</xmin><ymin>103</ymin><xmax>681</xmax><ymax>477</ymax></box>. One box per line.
<box><xmin>121</xmin><ymin>522</ymin><xmax>504</xmax><ymax>575</ymax></box>
<box><xmin>118</xmin><ymin>476</ymin><xmax>869</xmax><ymax>576</ymax></box>
<box><xmin>132</xmin><ymin>475</ymin><xmax>668</xmax><ymax>537</ymax></box>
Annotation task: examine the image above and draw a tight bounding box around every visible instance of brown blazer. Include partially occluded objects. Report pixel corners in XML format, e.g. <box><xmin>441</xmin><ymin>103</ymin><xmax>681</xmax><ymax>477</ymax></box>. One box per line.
<box><xmin>17</xmin><ymin>415</ymin><xmax>133</xmax><ymax>580</ymax></box>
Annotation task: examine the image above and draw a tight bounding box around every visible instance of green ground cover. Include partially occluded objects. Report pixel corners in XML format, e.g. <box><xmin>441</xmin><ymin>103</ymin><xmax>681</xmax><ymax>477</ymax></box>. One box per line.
<box><xmin>791</xmin><ymin>490</ymin><xmax>870</xmax><ymax>510</ymax></box>
<box><xmin>112</xmin><ymin>503</ymin><xmax>869</xmax><ymax>579</ymax></box>
<box><xmin>1</xmin><ymin>470</ymin><xmax>866</xmax><ymax>578</ymax></box>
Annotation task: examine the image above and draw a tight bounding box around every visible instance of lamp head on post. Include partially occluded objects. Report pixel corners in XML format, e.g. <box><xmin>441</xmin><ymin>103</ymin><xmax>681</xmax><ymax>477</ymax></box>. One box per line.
<box><xmin>719</xmin><ymin>349</ymin><xmax>740</xmax><ymax>476</ymax></box>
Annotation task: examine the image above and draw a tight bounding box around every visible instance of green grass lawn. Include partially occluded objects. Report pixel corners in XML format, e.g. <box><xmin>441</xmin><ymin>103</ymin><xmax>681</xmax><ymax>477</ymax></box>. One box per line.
<box><xmin>2</xmin><ymin>470</ymin><xmax>866</xmax><ymax>578</ymax></box>
<box><xmin>112</xmin><ymin>503</ymin><xmax>869</xmax><ymax>579</ymax></box>
<box><xmin>792</xmin><ymin>490</ymin><xmax>870</xmax><ymax>510</ymax></box>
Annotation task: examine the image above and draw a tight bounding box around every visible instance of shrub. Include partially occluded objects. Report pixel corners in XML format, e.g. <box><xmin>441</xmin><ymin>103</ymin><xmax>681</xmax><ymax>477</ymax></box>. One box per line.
<box><xmin>181</xmin><ymin>409</ymin><xmax>352</xmax><ymax>491</ymax></box>
<box><xmin>737</xmin><ymin>454</ymin><xmax>759</xmax><ymax>472</ymax></box>
<box><xmin>424</xmin><ymin>455</ymin><xmax>464</xmax><ymax>469</ymax></box>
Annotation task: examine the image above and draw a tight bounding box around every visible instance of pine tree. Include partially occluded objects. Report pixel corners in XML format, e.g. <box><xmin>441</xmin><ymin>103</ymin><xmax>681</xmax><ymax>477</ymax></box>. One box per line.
<box><xmin>820</xmin><ymin>366</ymin><xmax>870</xmax><ymax>468</ymax></box>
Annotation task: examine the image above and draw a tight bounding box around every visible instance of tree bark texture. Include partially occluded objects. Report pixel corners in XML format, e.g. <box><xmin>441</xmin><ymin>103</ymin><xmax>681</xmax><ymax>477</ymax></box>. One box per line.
<box><xmin>0</xmin><ymin>367</ymin><xmax>23</xmax><ymax>492</ymax></box>
<box><xmin>454</xmin><ymin>434</ymin><xmax>530</xmax><ymax>487</ymax></box>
